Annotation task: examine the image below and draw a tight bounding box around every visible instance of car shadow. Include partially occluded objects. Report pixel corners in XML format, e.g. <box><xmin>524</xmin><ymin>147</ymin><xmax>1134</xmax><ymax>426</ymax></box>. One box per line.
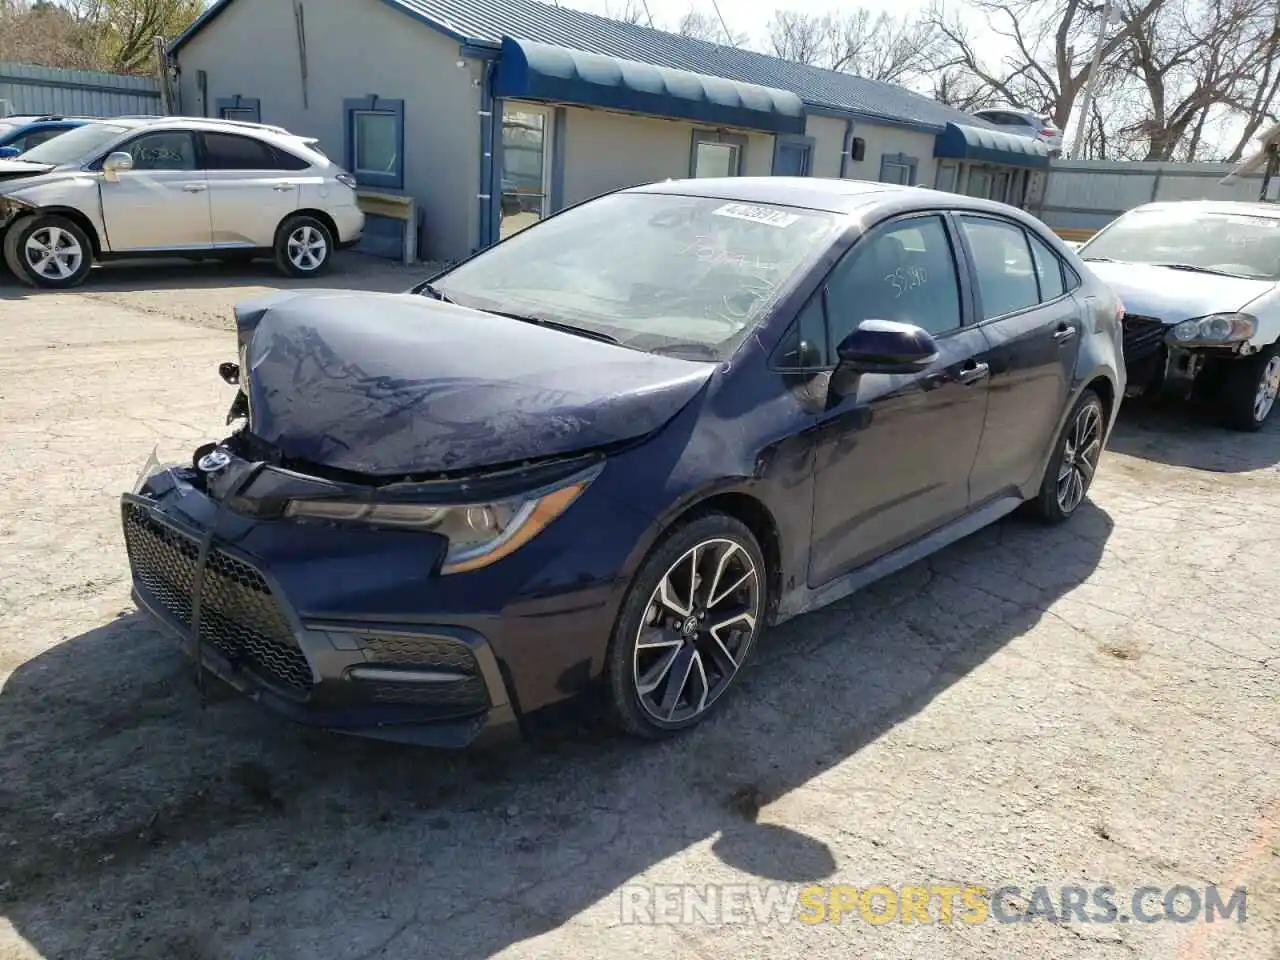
<box><xmin>0</xmin><ymin>504</ymin><xmax>1112</xmax><ymax>958</ymax></box>
<box><xmin>1107</xmin><ymin>393</ymin><xmax>1280</xmax><ymax>472</ymax></box>
<box><xmin>0</xmin><ymin>252</ymin><xmax>433</xmax><ymax>299</ymax></box>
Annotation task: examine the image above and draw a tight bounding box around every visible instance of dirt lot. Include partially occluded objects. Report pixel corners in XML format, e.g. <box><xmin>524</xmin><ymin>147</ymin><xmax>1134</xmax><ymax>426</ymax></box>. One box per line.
<box><xmin>1</xmin><ymin>254</ymin><xmax>1277</xmax><ymax>960</ymax></box>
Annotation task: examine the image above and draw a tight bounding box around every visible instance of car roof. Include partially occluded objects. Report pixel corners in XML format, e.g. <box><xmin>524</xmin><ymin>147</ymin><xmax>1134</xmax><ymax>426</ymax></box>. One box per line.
<box><xmin>625</xmin><ymin>176</ymin><xmax>1042</xmax><ymax>220</ymax></box>
<box><xmin>1129</xmin><ymin>199</ymin><xmax>1280</xmax><ymax>218</ymax></box>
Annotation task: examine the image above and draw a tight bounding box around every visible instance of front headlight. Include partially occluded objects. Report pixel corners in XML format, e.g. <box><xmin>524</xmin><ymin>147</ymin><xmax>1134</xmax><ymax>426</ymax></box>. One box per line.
<box><xmin>1171</xmin><ymin>313</ymin><xmax>1257</xmax><ymax>344</ymax></box>
<box><xmin>283</xmin><ymin>473</ymin><xmax>594</xmax><ymax>574</ymax></box>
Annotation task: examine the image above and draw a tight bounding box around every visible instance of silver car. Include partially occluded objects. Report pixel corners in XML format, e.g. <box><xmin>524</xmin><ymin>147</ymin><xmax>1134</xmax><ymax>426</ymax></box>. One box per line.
<box><xmin>0</xmin><ymin>116</ymin><xmax>364</xmax><ymax>288</ymax></box>
<box><xmin>972</xmin><ymin>108</ymin><xmax>1064</xmax><ymax>155</ymax></box>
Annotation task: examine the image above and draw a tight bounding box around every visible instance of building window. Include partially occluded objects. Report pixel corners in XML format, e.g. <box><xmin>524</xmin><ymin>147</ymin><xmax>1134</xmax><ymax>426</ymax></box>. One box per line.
<box><xmin>216</xmin><ymin>96</ymin><xmax>260</xmax><ymax>123</ymax></box>
<box><xmin>879</xmin><ymin>153</ymin><xmax>917</xmax><ymax>185</ymax></box>
<box><xmin>343</xmin><ymin>96</ymin><xmax>405</xmax><ymax>190</ymax></box>
<box><xmin>691</xmin><ymin>130</ymin><xmax>748</xmax><ymax>178</ymax></box>
<box><xmin>935</xmin><ymin>162</ymin><xmax>959</xmax><ymax>193</ymax></box>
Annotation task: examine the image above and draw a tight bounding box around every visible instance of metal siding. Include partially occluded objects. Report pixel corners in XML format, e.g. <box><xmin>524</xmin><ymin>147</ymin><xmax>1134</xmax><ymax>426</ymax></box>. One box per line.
<box><xmin>0</xmin><ymin>61</ymin><xmax>161</xmax><ymax>117</ymax></box>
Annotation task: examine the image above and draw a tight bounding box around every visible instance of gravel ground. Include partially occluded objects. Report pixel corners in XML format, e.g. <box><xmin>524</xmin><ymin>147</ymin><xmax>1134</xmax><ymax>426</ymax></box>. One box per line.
<box><xmin>0</xmin><ymin>254</ymin><xmax>1277</xmax><ymax>960</ymax></box>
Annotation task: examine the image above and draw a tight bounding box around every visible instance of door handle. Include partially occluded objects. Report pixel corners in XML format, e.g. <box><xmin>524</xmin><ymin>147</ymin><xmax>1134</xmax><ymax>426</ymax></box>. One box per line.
<box><xmin>272</xmin><ymin>183</ymin><xmax>295</xmax><ymax>192</ymax></box>
<box><xmin>1053</xmin><ymin>324</ymin><xmax>1077</xmax><ymax>343</ymax></box>
<box><xmin>182</xmin><ymin>183</ymin><xmax>207</xmax><ymax>193</ymax></box>
<box><xmin>958</xmin><ymin>361</ymin><xmax>990</xmax><ymax>385</ymax></box>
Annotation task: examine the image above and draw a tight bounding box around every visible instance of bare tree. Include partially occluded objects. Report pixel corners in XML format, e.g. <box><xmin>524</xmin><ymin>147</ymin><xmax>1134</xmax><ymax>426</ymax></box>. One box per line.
<box><xmin>674</xmin><ymin>8</ymin><xmax>749</xmax><ymax>45</ymax></box>
<box><xmin>765</xmin><ymin>8</ymin><xmax>942</xmax><ymax>85</ymax></box>
<box><xmin>603</xmin><ymin>0</ymin><xmax>650</xmax><ymax>26</ymax></box>
<box><xmin>97</xmin><ymin>0</ymin><xmax>204</xmax><ymax>74</ymax></box>
<box><xmin>0</xmin><ymin>0</ymin><xmax>99</xmax><ymax>70</ymax></box>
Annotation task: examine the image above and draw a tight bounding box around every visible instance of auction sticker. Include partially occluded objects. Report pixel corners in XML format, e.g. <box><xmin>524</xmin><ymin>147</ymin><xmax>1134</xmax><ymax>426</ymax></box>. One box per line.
<box><xmin>712</xmin><ymin>202</ymin><xmax>800</xmax><ymax>228</ymax></box>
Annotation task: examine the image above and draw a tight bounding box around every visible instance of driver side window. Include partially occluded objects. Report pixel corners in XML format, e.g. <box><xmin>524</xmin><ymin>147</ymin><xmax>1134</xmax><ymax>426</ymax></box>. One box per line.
<box><xmin>118</xmin><ymin>131</ymin><xmax>197</xmax><ymax>172</ymax></box>
<box><xmin>825</xmin><ymin>215</ymin><xmax>963</xmax><ymax>349</ymax></box>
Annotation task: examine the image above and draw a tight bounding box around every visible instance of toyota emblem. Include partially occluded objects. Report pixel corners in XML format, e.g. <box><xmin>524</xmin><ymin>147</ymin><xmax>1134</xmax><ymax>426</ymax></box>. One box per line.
<box><xmin>197</xmin><ymin>449</ymin><xmax>232</xmax><ymax>474</ymax></box>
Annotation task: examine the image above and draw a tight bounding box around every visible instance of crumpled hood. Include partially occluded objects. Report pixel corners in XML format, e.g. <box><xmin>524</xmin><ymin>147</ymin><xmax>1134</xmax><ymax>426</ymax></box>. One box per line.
<box><xmin>1087</xmin><ymin>261</ymin><xmax>1273</xmax><ymax>324</ymax></box>
<box><xmin>0</xmin><ymin>158</ymin><xmax>56</xmax><ymax>185</ymax></box>
<box><xmin>234</xmin><ymin>290</ymin><xmax>716</xmax><ymax>477</ymax></box>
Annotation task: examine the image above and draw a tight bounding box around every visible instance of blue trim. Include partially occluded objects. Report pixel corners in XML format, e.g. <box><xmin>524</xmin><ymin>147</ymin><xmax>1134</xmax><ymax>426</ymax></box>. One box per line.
<box><xmin>216</xmin><ymin>95</ymin><xmax>259</xmax><ymax>122</ymax></box>
<box><xmin>934</xmin><ymin>122</ymin><xmax>1049</xmax><ymax>170</ymax></box>
<box><xmin>478</xmin><ymin>65</ymin><xmax>497</xmax><ymax>250</ymax></box>
<box><xmin>343</xmin><ymin>95</ymin><xmax>405</xmax><ymax>191</ymax></box>
<box><xmin>460</xmin><ymin>42</ymin><xmax>501</xmax><ymax>60</ymax></box>
<box><xmin>493</xmin><ymin>36</ymin><xmax>806</xmax><ymax>135</ymax></box>
<box><xmin>690</xmin><ymin>129</ymin><xmax>749</xmax><ymax>176</ymax></box>
<box><xmin>879</xmin><ymin>152</ymin><xmax>918</xmax><ymax>185</ymax></box>
<box><xmin>550</xmin><ymin>107</ymin><xmax>567</xmax><ymax>212</ymax></box>
<box><xmin>839</xmin><ymin>118</ymin><xmax>854</xmax><ymax>178</ymax></box>
<box><xmin>772</xmin><ymin>134</ymin><xmax>814</xmax><ymax>176</ymax></box>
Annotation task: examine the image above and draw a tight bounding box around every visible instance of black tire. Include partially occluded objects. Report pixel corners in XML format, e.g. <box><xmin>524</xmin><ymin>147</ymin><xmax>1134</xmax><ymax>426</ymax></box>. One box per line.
<box><xmin>273</xmin><ymin>214</ymin><xmax>333</xmax><ymax>278</ymax></box>
<box><xmin>1217</xmin><ymin>344</ymin><xmax>1280</xmax><ymax>432</ymax></box>
<box><xmin>2</xmin><ymin>213</ymin><xmax>93</xmax><ymax>289</ymax></box>
<box><xmin>1027</xmin><ymin>388</ymin><xmax>1105</xmax><ymax>525</ymax></box>
<box><xmin>604</xmin><ymin>512</ymin><xmax>768</xmax><ymax>739</ymax></box>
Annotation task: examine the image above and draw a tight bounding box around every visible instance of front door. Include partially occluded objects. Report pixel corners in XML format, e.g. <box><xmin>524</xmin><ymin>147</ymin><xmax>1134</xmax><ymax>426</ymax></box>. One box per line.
<box><xmin>98</xmin><ymin>130</ymin><xmax>212</xmax><ymax>252</ymax></box>
<box><xmin>808</xmin><ymin>213</ymin><xmax>992</xmax><ymax>587</ymax></box>
<box><xmin>199</xmin><ymin>131</ymin><xmax>300</xmax><ymax>248</ymax></box>
<box><xmin>956</xmin><ymin>214</ymin><xmax>1085</xmax><ymax>501</ymax></box>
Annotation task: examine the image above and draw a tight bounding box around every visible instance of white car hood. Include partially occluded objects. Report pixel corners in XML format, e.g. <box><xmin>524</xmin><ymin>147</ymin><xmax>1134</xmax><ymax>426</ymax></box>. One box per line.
<box><xmin>1086</xmin><ymin>261</ymin><xmax>1274</xmax><ymax>324</ymax></box>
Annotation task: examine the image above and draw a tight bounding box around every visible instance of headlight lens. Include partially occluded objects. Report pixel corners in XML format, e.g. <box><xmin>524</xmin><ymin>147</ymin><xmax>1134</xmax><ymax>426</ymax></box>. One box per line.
<box><xmin>1171</xmin><ymin>313</ymin><xmax>1257</xmax><ymax>343</ymax></box>
<box><xmin>283</xmin><ymin>474</ymin><xmax>593</xmax><ymax>574</ymax></box>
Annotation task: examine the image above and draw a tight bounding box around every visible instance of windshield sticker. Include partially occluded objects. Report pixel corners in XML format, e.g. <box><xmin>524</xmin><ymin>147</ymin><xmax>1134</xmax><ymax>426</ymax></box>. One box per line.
<box><xmin>712</xmin><ymin>203</ymin><xmax>801</xmax><ymax>228</ymax></box>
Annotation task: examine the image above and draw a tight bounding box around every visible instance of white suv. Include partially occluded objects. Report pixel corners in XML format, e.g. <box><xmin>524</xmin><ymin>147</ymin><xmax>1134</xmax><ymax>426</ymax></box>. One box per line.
<box><xmin>972</xmin><ymin>108</ymin><xmax>1064</xmax><ymax>155</ymax></box>
<box><xmin>0</xmin><ymin>116</ymin><xmax>364</xmax><ymax>288</ymax></box>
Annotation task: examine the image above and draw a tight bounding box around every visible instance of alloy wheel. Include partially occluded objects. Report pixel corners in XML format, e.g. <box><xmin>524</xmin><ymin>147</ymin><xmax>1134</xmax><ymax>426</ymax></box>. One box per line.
<box><xmin>1253</xmin><ymin>355</ymin><xmax>1280</xmax><ymax>423</ymax></box>
<box><xmin>287</xmin><ymin>225</ymin><xmax>327</xmax><ymax>272</ymax></box>
<box><xmin>24</xmin><ymin>226</ymin><xmax>83</xmax><ymax>281</ymax></box>
<box><xmin>633</xmin><ymin>538</ymin><xmax>760</xmax><ymax>724</ymax></box>
<box><xmin>1056</xmin><ymin>402</ymin><xmax>1102</xmax><ymax>514</ymax></box>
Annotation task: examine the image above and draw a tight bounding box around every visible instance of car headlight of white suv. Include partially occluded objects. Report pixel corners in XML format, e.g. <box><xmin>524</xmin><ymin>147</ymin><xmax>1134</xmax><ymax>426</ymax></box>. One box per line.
<box><xmin>1171</xmin><ymin>313</ymin><xmax>1257</xmax><ymax>344</ymax></box>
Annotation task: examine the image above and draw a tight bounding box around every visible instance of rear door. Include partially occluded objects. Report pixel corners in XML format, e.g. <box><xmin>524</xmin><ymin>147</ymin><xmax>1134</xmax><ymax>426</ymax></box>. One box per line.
<box><xmin>958</xmin><ymin>214</ymin><xmax>1085</xmax><ymax>502</ymax></box>
<box><xmin>199</xmin><ymin>131</ymin><xmax>302</xmax><ymax>249</ymax></box>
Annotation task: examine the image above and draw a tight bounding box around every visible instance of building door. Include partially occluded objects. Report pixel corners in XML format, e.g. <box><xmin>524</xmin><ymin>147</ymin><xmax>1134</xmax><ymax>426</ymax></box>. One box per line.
<box><xmin>773</xmin><ymin>139</ymin><xmax>811</xmax><ymax>176</ymax></box>
<box><xmin>500</xmin><ymin>106</ymin><xmax>552</xmax><ymax>240</ymax></box>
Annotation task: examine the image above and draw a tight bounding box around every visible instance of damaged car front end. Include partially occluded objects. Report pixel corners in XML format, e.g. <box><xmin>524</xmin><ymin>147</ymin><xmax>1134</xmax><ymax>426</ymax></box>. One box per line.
<box><xmin>122</xmin><ymin>286</ymin><xmax>720</xmax><ymax>746</ymax></box>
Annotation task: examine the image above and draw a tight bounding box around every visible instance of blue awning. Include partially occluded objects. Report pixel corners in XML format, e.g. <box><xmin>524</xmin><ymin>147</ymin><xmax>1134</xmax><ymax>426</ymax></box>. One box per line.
<box><xmin>493</xmin><ymin>37</ymin><xmax>806</xmax><ymax>135</ymax></box>
<box><xmin>934</xmin><ymin>122</ymin><xmax>1050</xmax><ymax>169</ymax></box>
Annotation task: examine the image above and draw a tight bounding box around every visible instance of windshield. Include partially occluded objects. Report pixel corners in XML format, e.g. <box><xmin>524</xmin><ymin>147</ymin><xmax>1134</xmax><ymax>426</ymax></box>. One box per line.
<box><xmin>429</xmin><ymin>192</ymin><xmax>844</xmax><ymax>360</ymax></box>
<box><xmin>18</xmin><ymin>122</ymin><xmax>129</xmax><ymax>165</ymax></box>
<box><xmin>1080</xmin><ymin>208</ymin><xmax>1280</xmax><ymax>281</ymax></box>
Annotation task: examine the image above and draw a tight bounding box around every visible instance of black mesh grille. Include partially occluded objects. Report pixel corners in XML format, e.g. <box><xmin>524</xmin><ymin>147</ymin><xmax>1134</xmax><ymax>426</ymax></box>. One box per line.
<box><xmin>1122</xmin><ymin>315</ymin><xmax>1167</xmax><ymax>364</ymax></box>
<box><xmin>359</xmin><ymin>634</ymin><xmax>487</xmax><ymax>713</ymax></box>
<box><xmin>123</xmin><ymin>502</ymin><xmax>313</xmax><ymax>696</ymax></box>
<box><xmin>368</xmin><ymin>678</ymin><xmax>488</xmax><ymax>711</ymax></box>
<box><xmin>360</xmin><ymin>634</ymin><xmax>478</xmax><ymax>673</ymax></box>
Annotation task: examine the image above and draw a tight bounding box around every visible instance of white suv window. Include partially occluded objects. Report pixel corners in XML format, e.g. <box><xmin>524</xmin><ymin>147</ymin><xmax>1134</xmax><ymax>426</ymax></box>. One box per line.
<box><xmin>122</xmin><ymin>131</ymin><xmax>197</xmax><ymax>171</ymax></box>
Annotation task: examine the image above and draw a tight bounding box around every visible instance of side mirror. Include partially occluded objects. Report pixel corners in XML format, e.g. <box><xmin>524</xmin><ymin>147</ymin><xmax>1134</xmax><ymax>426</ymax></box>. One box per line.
<box><xmin>836</xmin><ymin>319</ymin><xmax>939</xmax><ymax>375</ymax></box>
<box><xmin>102</xmin><ymin>151</ymin><xmax>134</xmax><ymax>182</ymax></box>
<box><xmin>0</xmin><ymin>145</ymin><xmax>20</xmax><ymax>159</ymax></box>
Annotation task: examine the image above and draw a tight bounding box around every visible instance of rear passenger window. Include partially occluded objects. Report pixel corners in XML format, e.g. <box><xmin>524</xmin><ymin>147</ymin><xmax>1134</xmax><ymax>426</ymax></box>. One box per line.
<box><xmin>959</xmin><ymin>216</ymin><xmax>1039</xmax><ymax>319</ymax></box>
<box><xmin>1027</xmin><ymin>232</ymin><xmax>1065</xmax><ymax>300</ymax></box>
<box><xmin>202</xmin><ymin>132</ymin><xmax>280</xmax><ymax>170</ymax></box>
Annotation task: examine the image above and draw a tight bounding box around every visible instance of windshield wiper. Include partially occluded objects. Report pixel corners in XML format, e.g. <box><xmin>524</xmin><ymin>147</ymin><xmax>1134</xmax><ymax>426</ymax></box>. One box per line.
<box><xmin>1150</xmin><ymin>263</ymin><xmax>1246</xmax><ymax>278</ymax></box>
<box><xmin>484</xmin><ymin>309</ymin><xmax>620</xmax><ymax>345</ymax></box>
<box><xmin>1081</xmin><ymin>256</ymin><xmax>1114</xmax><ymax>262</ymax></box>
<box><xmin>417</xmin><ymin>282</ymin><xmax>454</xmax><ymax>303</ymax></box>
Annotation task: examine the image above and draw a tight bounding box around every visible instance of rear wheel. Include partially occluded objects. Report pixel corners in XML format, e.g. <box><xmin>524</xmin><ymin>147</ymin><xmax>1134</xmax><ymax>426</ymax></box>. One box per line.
<box><xmin>273</xmin><ymin>214</ymin><xmax>332</xmax><ymax>278</ymax></box>
<box><xmin>1218</xmin><ymin>345</ymin><xmax>1280</xmax><ymax>432</ymax></box>
<box><xmin>3</xmin><ymin>214</ymin><xmax>93</xmax><ymax>289</ymax></box>
<box><xmin>605</xmin><ymin>513</ymin><xmax>766</xmax><ymax>739</ymax></box>
<box><xmin>1028</xmin><ymin>389</ymin><xmax>1105</xmax><ymax>525</ymax></box>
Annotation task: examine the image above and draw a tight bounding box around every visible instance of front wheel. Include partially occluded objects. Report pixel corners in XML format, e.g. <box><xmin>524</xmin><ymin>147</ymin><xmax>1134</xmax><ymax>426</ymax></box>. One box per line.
<box><xmin>1028</xmin><ymin>388</ymin><xmax>1105</xmax><ymax>525</ymax></box>
<box><xmin>1218</xmin><ymin>345</ymin><xmax>1280</xmax><ymax>432</ymax></box>
<box><xmin>2</xmin><ymin>214</ymin><xmax>93</xmax><ymax>289</ymax></box>
<box><xmin>273</xmin><ymin>214</ymin><xmax>333</xmax><ymax>278</ymax></box>
<box><xmin>605</xmin><ymin>513</ymin><xmax>767</xmax><ymax>739</ymax></box>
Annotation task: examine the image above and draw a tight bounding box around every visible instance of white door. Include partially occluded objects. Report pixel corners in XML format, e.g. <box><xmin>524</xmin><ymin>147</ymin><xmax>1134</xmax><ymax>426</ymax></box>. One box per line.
<box><xmin>98</xmin><ymin>130</ymin><xmax>212</xmax><ymax>252</ymax></box>
<box><xmin>500</xmin><ymin>106</ymin><xmax>552</xmax><ymax>240</ymax></box>
<box><xmin>199</xmin><ymin>131</ymin><xmax>301</xmax><ymax>248</ymax></box>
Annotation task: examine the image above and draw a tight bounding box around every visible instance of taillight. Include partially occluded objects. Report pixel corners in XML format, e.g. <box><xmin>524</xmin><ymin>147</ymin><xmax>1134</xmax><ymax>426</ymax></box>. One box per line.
<box><xmin>336</xmin><ymin>171</ymin><xmax>357</xmax><ymax>189</ymax></box>
<box><xmin>1041</xmin><ymin>128</ymin><xmax>1056</xmax><ymax>137</ymax></box>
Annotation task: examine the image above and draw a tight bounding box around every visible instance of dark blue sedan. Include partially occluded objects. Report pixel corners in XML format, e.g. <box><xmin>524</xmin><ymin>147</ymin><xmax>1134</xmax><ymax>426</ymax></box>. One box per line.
<box><xmin>122</xmin><ymin>177</ymin><xmax>1125</xmax><ymax>746</ymax></box>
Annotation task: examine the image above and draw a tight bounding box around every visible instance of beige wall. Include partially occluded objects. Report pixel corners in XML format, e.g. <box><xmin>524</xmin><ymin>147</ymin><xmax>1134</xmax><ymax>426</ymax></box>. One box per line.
<box><xmin>851</xmin><ymin>122</ymin><xmax>939</xmax><ymax>187</ymax></box>
<box><xmin>175</xmin><ymin>0</ymin><xmax>482</xmax><ymax>261</ymax></box>
<box><xmin>559</xmin><ymin>106</ymin><xmax>777</xmax><ymax>206</ymax></box>
<box><xmin>805</xmin><ymin>114</ymin><xmax>847</xmax><ymax>178</ymax></box>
